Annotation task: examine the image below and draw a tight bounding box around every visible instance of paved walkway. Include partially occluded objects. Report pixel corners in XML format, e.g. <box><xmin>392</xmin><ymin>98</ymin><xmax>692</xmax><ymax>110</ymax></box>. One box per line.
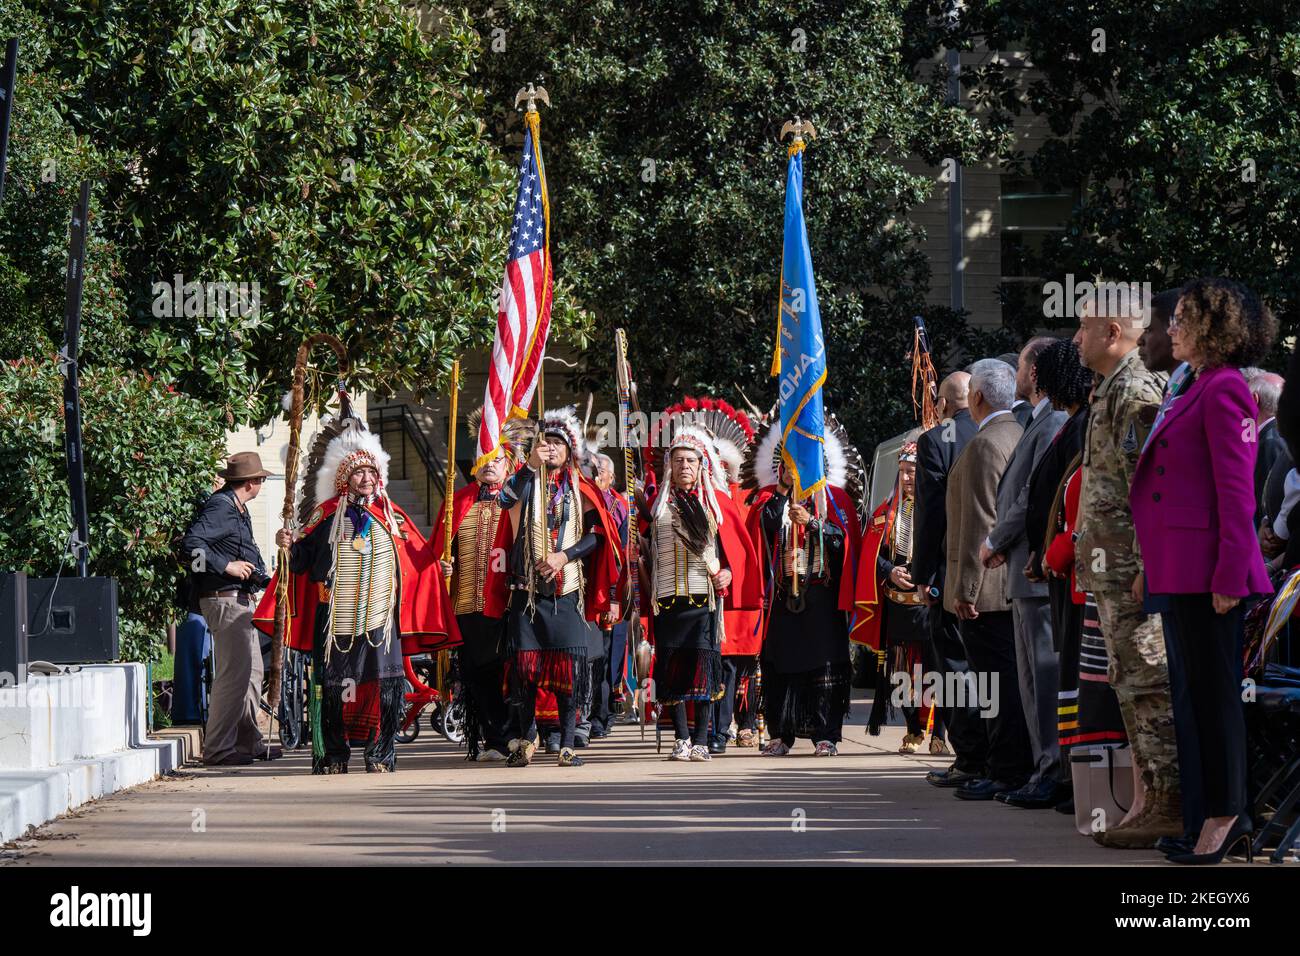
<box><xmin>4</xmin><ymin>696</ymin><xmax>1177</xmax><ymax>867</ymax></box>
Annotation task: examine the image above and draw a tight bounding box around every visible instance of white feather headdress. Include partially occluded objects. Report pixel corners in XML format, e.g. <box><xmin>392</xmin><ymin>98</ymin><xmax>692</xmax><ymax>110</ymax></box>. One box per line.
<box><xmin>312</xmin><ymin>418</ymin><xmax>390</xmax><ymax>514</ymax></box>
<box><xmin>652</xmin><ymin>424</ymin><xmax>726</xmax><ymax>527</ymax></box>
<box><xmin>741</xmin><ymin>413</ymin><xmax>865</xmax><ymax>514</ymax></box>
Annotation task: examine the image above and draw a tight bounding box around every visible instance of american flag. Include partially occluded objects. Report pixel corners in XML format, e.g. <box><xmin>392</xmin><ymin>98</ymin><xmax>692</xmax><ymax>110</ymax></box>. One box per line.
<box><xmin>475</xmin><ymin>112</ymin><xmax>553</xmax><ymax>472</ymax></box>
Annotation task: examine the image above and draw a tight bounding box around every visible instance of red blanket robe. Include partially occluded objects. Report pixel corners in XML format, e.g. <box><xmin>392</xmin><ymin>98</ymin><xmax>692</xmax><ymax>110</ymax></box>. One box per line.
<box><xmin>722</xmin><ymin>481</ymin><xmax>764</xmax><ymax>656</ymax></box>
<box><xmin>429</xmin><ymin>481</ymin><xmax>514</xmax><ymax>620</ymax></box>
<box><xmin>253</xmin><ymin>496</ymin><xmax>459</xmax><ymax>742</ymax></box>
<box><xmin>253</xmin><ymin>495</ymin><xmax>459</xmax><ymax>654</ymax></box>
<box><xmin>851</xmin><ymin>492</ymin><xmax>898</xmax><ymax>652</ymax></box>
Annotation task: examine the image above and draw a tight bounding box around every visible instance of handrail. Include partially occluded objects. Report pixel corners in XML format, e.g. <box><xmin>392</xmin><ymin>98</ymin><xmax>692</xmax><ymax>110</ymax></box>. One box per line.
<box><xmin>368</xmin><ymin>405</ymin><xmax>452</xmax><ymax>526</ymax></box>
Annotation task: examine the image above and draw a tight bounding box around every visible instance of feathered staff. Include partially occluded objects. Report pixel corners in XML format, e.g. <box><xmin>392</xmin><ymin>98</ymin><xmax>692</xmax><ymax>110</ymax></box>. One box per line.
<box><xmin>614</xmin><ymin>328</ymin><xmax>649</xmax><ymax>738</ymax></box>
<box><xmin>911</xmin><ymin>315</ymin><xmax>941</xmax><ymax>431</ymax></box>
<box><xmin>270</xmin><ymin>333</ymin><xmax>349</xmax><ymax>716</ymax></box>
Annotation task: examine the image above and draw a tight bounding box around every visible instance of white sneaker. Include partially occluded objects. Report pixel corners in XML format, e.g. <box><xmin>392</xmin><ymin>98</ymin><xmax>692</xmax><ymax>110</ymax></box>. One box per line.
<box><xmin>476</xmin><ymin>748</ymin><xmax>507</xmax><ymax>762</ymax></box>
<box><xmin>689</xmin><ymin>745</ymin><xmax>712</xmax><ymax>762</ymax></box>
<box><xmin>669</xmin><ymin>739</ymin><xmax>692</xmax><ymax>761</ymax></box>
<box><xmin>814</xmin><ymin>741</ymin><xmax>838</xmax><ymax>757</ymax></box>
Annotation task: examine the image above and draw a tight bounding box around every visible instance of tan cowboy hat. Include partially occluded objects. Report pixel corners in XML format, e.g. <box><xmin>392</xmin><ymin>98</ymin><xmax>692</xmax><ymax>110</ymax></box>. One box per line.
<box><xmin>218</xmin><ymin>451</ymin><xmax>271</xmax><ymax>481</ymax></box>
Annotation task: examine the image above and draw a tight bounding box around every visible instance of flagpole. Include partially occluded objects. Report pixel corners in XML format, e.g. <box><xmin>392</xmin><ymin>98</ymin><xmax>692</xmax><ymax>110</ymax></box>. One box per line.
<box><xmin>442</xmin><ymin>358</ymin><xmax>460</xmax><ymax>588</ymax></box>
<box><xmin>516</xmin><ymin>82</ymin><xmax>552</xmax><ymax>559</ymax></box>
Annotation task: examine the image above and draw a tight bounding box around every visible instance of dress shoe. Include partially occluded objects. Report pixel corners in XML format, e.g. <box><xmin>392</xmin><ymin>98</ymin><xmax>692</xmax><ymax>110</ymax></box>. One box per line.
<box><xmin>999</xmin><ymin>780</ymin><xmax>1069</xmax><ymax>809</ymax></box>
<box><xmin>708</xmin><ymin>736</ymin><xmax>727</xmax><ymax>755</ymax></box>
<box><xmin>926</xmin><ymin>766</ymin><xmax>980</xmax><ymax>789</ymax></box>
<box><xmin>1155</xmin><ymin>835</ymin><xmax>1195</xmax><ymax>856</ymax></box>
<box><xmin>954</xmin><ymin>778</ymin><xmax>1022</xmax><ymax>801</ymax></box>
<box><xmin>207</xmin><ymin>752</ymin><xmax>254</xmax><ymax>767</ymax></box>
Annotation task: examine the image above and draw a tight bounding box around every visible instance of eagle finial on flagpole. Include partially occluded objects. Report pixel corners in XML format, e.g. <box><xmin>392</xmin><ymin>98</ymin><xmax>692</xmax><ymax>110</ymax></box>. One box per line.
<box><xmin>514</xmin><ymin>82</ymin><xmax>551</xmax><ymax>113</ymax></box>
<box><xmin>779</xmin><ymin>116</ymin><xmax>817</xmax><ymax>149</ymax></box>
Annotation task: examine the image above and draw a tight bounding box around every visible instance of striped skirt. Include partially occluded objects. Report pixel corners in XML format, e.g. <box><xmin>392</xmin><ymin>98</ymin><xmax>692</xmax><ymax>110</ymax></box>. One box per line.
<box><xmin>1058</xmin><ymin>593</ymin><xmax>1128</xmax><ymax>752</ymax></box>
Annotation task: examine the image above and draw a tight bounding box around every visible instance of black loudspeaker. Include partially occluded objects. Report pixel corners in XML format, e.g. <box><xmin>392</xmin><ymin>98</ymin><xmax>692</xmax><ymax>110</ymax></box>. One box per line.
<box><xmin>0</xmin><ymin>571</ymin><xmax>28</xmax><ymax>685</ymax></box>
<box><xmin>26</xmin><ymin>576</ymin><xmax>119</xmax><ymax>663</ymax></box>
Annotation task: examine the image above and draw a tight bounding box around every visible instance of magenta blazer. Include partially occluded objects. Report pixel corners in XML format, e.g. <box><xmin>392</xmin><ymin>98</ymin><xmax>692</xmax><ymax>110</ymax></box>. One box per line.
<box><xmin>1130</xmin><ymin>365</ymin><xmax>1271</xmax><ymax>597</ymax></box>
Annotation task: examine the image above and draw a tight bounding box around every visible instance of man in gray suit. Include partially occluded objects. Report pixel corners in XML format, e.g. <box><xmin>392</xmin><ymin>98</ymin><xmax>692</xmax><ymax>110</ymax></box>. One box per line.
<box><xmin>980</xmin><ymin>337</ymin><xmax>1068</xmax><ymax>808</ymax></box>
<box><xmin>945</xmin><ymin>359</ymin><xmax>1034</xmax><ymax>799</ymax></box>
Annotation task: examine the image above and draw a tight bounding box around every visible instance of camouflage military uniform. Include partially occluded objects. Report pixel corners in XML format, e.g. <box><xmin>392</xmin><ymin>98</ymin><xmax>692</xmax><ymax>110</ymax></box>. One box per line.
<box><xmin>1075</xmin><ymin>348</ymin><xmax>1178</xmax><ymax>797</ymax></box>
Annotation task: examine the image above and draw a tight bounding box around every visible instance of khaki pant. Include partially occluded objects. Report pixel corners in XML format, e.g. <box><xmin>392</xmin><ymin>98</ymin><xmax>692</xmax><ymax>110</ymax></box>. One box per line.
<box><xmin>1093</xmin><ymin>589</ymin><xmax>1179</xmax><ymax>796</ymax></box>
<box><xmin>199</xmin><ymin>596</ymin><xmax>265</xmax><ymax>763</ymax></box>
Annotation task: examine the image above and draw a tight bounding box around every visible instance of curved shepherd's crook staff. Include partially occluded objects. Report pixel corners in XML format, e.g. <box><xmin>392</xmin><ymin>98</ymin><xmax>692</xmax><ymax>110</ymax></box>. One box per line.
<box><xmin>269</xmin><ymin>333</ymin><xmax>350</xmax><ymax>719</ymax></box>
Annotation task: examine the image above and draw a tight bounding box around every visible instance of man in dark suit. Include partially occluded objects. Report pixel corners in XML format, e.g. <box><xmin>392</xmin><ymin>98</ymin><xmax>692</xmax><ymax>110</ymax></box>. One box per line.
<box><xmin>945</xmin><ymin>359</ymin><xmax>1034</xmax><ymax>800</ymax></box>
<box><xmin>1000</xmin><ymin>352</ymin><xmax>1034</xmax><ymax>428</ymax></box>
<box><xmin>911</xmin><ymin>371</ymin><xmax>984</xmax><ymax>787</ymax></box>
<box><xmin>982</xmin><ymin>337</ymin><xmax>1069</xmax><ymax>808</ymax></box>
<box><xmin>1247</xmin><ymin>369</ymin><xmax>1285</xmax><ymax>522</ymax></box>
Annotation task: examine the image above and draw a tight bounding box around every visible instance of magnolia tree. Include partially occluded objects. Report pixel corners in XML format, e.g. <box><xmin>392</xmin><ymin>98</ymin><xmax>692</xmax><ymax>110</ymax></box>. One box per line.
<box><xmin>469</xmin><ymin>1</ymin><xmax>1006</xmax><ymax>452</ymax></box>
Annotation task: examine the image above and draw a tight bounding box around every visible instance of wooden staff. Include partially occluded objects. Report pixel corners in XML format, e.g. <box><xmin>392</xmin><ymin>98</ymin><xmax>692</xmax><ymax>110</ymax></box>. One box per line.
<box><xmin>270</xmin><ymin>333</ymin><xmax>349</xmax><ymax>715</ymax></box>
<box><xmin>442</xmin><ymin>359</ymin><xmax>461</xmax><ymax>587</ymax></box>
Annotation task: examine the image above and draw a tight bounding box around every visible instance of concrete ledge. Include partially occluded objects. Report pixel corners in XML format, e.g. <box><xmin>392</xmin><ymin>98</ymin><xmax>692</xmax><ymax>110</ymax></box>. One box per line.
<box><xmin>0</xmin><ymin>738</ymin><xmax>180</xmax><ymax>842</ymax></box>
<box><xmin>0</xmin><ymin>661</ymin><xmax>185</xmax><ymax>842</ymax></box>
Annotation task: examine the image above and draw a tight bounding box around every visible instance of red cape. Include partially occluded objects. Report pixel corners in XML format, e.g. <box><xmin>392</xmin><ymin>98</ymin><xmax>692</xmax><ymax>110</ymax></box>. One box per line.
<box><xmin>851</xmin><ymin>492</ymin><xmax>896</xmax><ymax>651</ymax></box>
<box><xmin>576</xmin><ymin>472</ymin><xmax>626</xmax><ymax>621</ymax></box>
<box><xmin>430</xmin><ymin>482</ymin><xmax>514</xmax><ymax>619</ymax></box>
<box><xmin>746</xmin><ymin>485</ymin><xmax>860</xmax><ymax>615</ymax></box>
<box><xmin>253</xmin><ymin>496</ymin><xmax>460</xmax><ymax>656</ymax></box>
<box><xmin>722</xmin><ymin>481</ymin><xmax>764</xmax><ymax>655</ymax></box>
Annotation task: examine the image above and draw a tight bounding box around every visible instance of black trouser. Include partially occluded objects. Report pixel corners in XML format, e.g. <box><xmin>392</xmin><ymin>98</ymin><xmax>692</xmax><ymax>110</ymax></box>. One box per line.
<box><xmin>465</xmin><ymin>661</ymin><xmax>513</xmax><ymax>755</ymax></box>
<box><xmin>960</xmin><ymin>610</ymin><xmax>1033</xmax><ymax>784</ymax></box>
<box><xmin>711</xmin><ymin>656</ymin><xmax>756</xmax><ymax>739</ymax></box>
<box><xmin>672</xmin><ymin>702</ymin><xmax>711</xmax><ymax>746</ymax></box>
<box><xmin>590</xmin><ymin>629</ymin><xmax>613</xmax><ymax>733</ymax></box>
<box><xmin>609</xmin><ymin>622</ymin><xmax>628</xmax><ymax>697</ymax></box>
<box><xmin>1166</xmin><ymin>594</ymin><xmax>1247</xmax><ymax>820</ymax></box>
<box><xmin>517</xmin><ymin>689</ymin><xmax>578</xmax><ymax>750</ymax></box>
<box><xmin>931</xmin><ymin>604</ymin><xmax>987</xmax><ymax>773</ymax></box>
<box><xmin>320</xmin><ymin>676</ymin><xmax>404</xmax><ymax>771</ymax></box>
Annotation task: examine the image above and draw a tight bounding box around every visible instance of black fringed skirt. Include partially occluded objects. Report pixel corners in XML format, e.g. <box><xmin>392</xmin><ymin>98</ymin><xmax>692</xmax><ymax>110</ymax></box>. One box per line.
<box><xmin>506</xmin><ymin>590</ymin><xmax>590</xmax><ymax>702</ymax></box>
<box><xmin>652</xmin><ymin>598</ymin><xmax>725</xmax><ymax>704</ymax></box>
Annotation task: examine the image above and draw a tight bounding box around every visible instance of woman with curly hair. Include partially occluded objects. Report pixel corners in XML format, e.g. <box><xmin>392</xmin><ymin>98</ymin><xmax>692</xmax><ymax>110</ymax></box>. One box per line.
<box><xmin>1130</xmin><ymin>277</ymin><xmax>1278</xmax><ymax>864</ymax></box>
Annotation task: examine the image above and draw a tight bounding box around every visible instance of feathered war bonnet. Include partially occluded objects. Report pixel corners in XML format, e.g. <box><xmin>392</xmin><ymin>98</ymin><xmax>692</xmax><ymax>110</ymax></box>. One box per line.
<box><xmin>296</xmin><ymin>388</ymin><xmax>396</xmax><ymax>535</ymax></box>
<box><xmin>741</xmin><ymin>412</ymin><xmax>866</xmax><ymax>516</ymax></box>
<box><xmin>465</xmin><ymin>405</ymin><xmax>531</xmax><ymax>476</ymax></box>
<box><xmin>651</xmin><ymin>423</ymin><xmax>727</xmax><ymax>530</ymax></box>
<box><xmin>503</xmin><ymin>405</ymin><xmax>587</xmax><ymax>477</ymax></box>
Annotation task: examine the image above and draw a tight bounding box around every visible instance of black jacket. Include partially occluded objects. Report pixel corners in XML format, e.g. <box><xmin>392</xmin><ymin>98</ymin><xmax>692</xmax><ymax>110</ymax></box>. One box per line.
<box><xmin>1024</xmin><ymin>406</ymin><xmax>1088</xmax><ymax>566</ymax></box>
<box><xmin>910</xmin><ymin>408</ymin><xmax>978</xmax><ymax>589</ymax></box>
<box><xmin>181</xmin><ymin>487</ymin><xmax>271</xmax><ymax>595</ymax></box>
<box><xmin>1255</xmin><ymin>418</ymin><xmax>1286</xmax><ymax>525</ymax></box>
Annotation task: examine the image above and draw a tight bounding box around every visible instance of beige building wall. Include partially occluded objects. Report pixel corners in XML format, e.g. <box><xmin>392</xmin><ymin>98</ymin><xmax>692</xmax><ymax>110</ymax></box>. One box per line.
<box><xmin>906</xmin><ymin>48</ymin><xmax>1058</xmax><ymax>332</ymax></box>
